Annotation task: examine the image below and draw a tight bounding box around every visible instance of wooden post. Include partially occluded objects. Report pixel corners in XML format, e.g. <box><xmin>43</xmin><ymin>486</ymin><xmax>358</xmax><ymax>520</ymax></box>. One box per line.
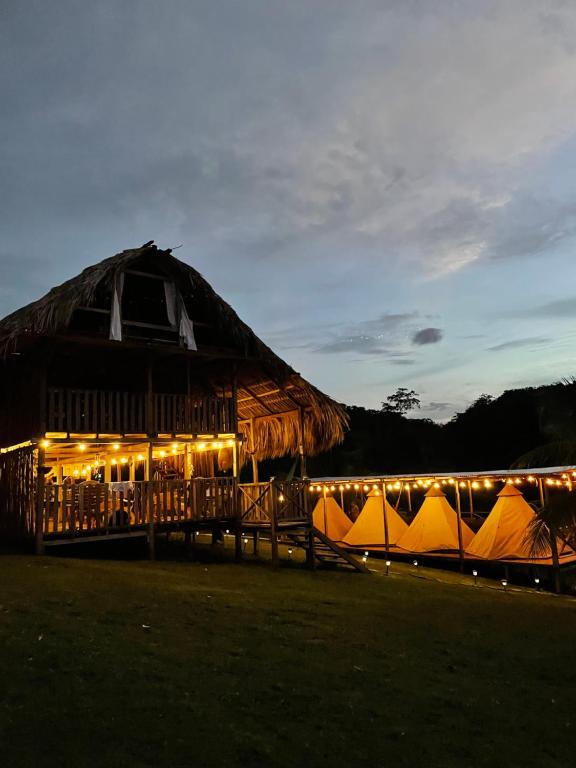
<box><xmin>382</xmin><ymin>482</ymin><xmax>390</xmax><ymax>557</ymax></box>
<box><xmin>146</xmin><ymin>357</ymin><xmax>154</xmax><ymax>437</ymax></box>
<box><xmin>35</xmin><ymin>446</ymin><xmax>46</xmax><ymax>555</ymax></box>
<box><xmin>303</xmin><ymin>481</ymin><xmax>315</xmax><ymax>569</ymax></box>
<box><xmin>104</xmin><ymin>457</ymin><xmax>112</xmax><ymax>484</ymax></box>
<box><xmin>250</xmin><ymin>418</ymin><xmax>258</xmax><ymax>483</ymax></box>
<box><xmin>454</xmin><ymin>482</ymin><xmax>464</xmax><ymax>573</ymax></box>
<box><xmin>549</xmin><ymin>524</ymin><xmax>562</xmax><ymax>594</ymax></box>
<box><xmin>467</xmin><ymin>480</ymin><xmax>474</xmax><ymax>519</ymax></box>
<box><xmin>270</xmin><ymin>478</ymin><xmax>279</xmax><ymax>567</ymax></box>
<box><xmin>322</xmin><ymin>485</ymin><xmax>328</xmax><ymax>536</ymax></box>
<box><xmin>406</xmin><ymin>482</ymin><xmax>412</xmax><ymax>513</ymax></box>
<box><xmin>538</xmin><ymin>478</ymin><xmax>545</xmax><ymax>508</ymax></box>
<box><xmin>233</xmin><ymin>441</ymin><xmax>242</xmax><ymax>562</ymax></box>
<box><xmin>298</xmin><ymin>407</ymin><xmax>307</xmax><ymax>478</ymax></box>
<box><xmin>147</xmin><ymin>442</ymin><xmax>155</xmax><ymax>560</ymax></box>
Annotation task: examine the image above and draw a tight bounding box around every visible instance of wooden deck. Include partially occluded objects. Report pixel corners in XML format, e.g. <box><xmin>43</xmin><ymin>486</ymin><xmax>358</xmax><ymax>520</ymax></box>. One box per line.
<box><xmin>37</xmin><ymin>477</ymin><xmax>367</xmax><ymax>571</ymax></box>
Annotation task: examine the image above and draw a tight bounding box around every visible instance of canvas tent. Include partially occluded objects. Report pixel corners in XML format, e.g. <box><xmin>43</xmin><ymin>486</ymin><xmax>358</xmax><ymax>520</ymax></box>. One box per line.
<box><xmin>397</xmin><ymin>486</ymin><xmax>474</xmax><ymax>553</ymax></box>
<box><xmin>312</xmin><ymin>496</ymin><xmax>352</xmax><ymax>541</ymax></box>
<box><xmin>466</xmin><ymin>484</ymin><xmax>574</xmax><ymax>561</ymax></box>
<box><xmin>343</xmin><ymin>490</ymin><xmax>408</xmax><ymax>548</ymax></box>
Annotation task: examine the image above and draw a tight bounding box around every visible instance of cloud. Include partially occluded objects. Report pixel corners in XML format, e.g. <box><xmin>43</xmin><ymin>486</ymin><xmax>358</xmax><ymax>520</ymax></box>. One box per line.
<box><xmin>315</xmin><ymin>312</ymin><xmax>418</xmax><ymax>355</ymax></box>
<box><xmin>487</xmin><ymin>336</ymin><xmax>550</xmax><ymax>352</ymax></box>
<box><xmin>412</xmin><ymin>328</ymin><xmax>443</xmax><ymax>346</ymax></box>
<box><xmin>524</xmin><ymin>298</ymin><xmax>576</xmax><ymax>318</ymax></box>
<box><xmin>422</xmin><ymin>401</ymin><xmax>453</xmax><ymax>412</ymax></box>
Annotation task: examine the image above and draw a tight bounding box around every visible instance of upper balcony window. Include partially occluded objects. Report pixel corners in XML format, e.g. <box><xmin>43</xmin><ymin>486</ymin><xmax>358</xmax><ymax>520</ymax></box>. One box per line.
<box><xmin>122</xmin><ymin>273</ymin><xmax>172</xmax><ymax>326</ymax></box>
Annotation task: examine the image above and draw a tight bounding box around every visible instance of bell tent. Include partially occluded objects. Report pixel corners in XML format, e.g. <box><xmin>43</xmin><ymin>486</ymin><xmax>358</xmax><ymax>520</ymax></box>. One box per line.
<box><xmin>312</xmin><ymin>496</ymin><xmax>352</xmax><ymax>541</ymax></box>
<box><xmin>343</xmin><ymin>490</ymin><xmax>408</xmax><ymax>548</ymax></box>
<box><xmin>466</xmin><ymin>484</ymin><xmax>574</xmax><ymax>561</ymax></box>
<box><xmin>397</xmin><ymin>486</ymin><xmax>474</xmax><ymax>553</ymax></box>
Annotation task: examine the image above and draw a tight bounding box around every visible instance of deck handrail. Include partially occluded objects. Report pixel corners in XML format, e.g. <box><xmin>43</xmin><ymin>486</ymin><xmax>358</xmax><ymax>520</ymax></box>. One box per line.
<box><xmin>46</xmin><ymin>388</ymin><xmax>236</xmax><ymax>436</ymax></box>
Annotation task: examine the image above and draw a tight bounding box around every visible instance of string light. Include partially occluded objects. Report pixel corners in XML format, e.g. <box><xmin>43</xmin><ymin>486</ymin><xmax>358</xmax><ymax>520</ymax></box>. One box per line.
<box><xmin>354</xmin><ymin>484</ymin><xmax>360</xmax><ymax>490</ymax></box>
<box><xmin>78</xmin><ymin>443</ymin><xmax>86</xmax><ymax>452</ymax></box>
<box><xmin>112</xmin><ymin>443</ymin><xmax>120</xmax><ymax>451</ymax></box>
<box><xmin>363</xmin><ymin>485</ymin><xmax>369</xmax><ymax>492</ymax></box>
<box><xmin>41</xmin><ymin>439</ymin><xmax>50</xmax><ymax>449</ymax></box>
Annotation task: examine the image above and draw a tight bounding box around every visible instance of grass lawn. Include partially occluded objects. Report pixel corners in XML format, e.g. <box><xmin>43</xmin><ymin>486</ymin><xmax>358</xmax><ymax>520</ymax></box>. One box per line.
<box><xmin>0</xmin><ymin>545</ymin><xmax>575</xmax><ymax>768</ymax></box>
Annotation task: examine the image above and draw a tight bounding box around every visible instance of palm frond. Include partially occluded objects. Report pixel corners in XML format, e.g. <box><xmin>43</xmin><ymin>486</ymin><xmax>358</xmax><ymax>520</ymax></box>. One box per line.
<box><xmin>512</xmin><ymin>441</ymin><xmax>576</xmax><ymax>468</ymax></box>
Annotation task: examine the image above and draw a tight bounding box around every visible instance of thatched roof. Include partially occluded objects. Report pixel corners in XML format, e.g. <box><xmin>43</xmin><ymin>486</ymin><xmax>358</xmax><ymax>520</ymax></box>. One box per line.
<box><xmin>0</xmin><ymin>242</ymin><xmax>347</xmax><ymax>460</ymax></box>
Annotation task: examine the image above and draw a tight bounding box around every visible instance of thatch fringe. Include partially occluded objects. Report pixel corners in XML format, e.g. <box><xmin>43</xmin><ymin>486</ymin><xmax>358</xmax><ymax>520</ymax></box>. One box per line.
<box><xmin>239</xmin><ymin>379</ymin><xmax>348</xmax><ymax>461</ymax></box>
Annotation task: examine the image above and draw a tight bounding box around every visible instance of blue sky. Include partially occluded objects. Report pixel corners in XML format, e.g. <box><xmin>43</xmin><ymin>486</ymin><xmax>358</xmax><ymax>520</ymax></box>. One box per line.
<box><xmin>2</xmin><ymin>0</ymin><xmax>576</xmax><ymax>420</ymax></box>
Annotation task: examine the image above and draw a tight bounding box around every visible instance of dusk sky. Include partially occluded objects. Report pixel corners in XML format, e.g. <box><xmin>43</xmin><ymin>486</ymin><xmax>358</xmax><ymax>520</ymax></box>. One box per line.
<box><xmin>3</xmin><ymin>1</ymin><xmax>576</xmax><ymax>420</ymax></box>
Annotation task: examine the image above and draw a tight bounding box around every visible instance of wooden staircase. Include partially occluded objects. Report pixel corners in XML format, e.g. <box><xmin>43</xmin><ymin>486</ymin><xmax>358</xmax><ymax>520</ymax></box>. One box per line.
<box><xmin>285</xmin><ymin>527</ymin><xmax>369</xmax><ymax>573</ymax></box>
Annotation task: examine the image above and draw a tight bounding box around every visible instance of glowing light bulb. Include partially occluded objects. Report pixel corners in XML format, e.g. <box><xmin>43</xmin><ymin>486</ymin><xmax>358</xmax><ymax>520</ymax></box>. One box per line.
<box><xmin>78</xmin><ymin>443</ymin><xmax>86</xmax><ymax>452</ymax></box>
<box><xmin>41</xmin><ymin>439</ymin><xmax>50</xmax><ymax>449</ymax></box>
<box><xmin>354</xmin><ymin>484</ymin><xmax>360</xmax><ymax>490</ymax></box>
<box><xmin>120</xmin><ymin>457</ymin><xmax>128</xmax><ymax>464</ymax></box>
<box><xmin>112</xmin><ymin>443</ymin><xmax>119</xmax><ymax>451</ymax></box>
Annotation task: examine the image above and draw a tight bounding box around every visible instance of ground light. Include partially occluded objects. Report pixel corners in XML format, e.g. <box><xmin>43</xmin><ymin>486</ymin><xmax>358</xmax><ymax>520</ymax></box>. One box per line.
<box><xmin>472</xmin><ymin>569</ymin><xmax>478</xmax><ymax>585</ymax></box>
<box><xmin>501</xmin><ymin>579</ymin><xmax>508</xmax><ymax>590</ymax></box>
<box><xmin>385</xmin><ymin>560</ymin><xmax>391</xmax><ymax>576</ymax></box>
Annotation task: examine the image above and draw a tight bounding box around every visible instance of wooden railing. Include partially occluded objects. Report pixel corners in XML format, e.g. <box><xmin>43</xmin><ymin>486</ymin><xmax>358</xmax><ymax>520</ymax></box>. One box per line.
<box><xmin>46</xmin><ymin>388</ymin><xmax>236</xmax><ymax>435</ymax></box>
<box><xmin>41</xmin><ymin>477</ymin><xmax>238</xmax><ymax>537</ymax></box>
<box><xmin>239</xmin><ymin>479</ymin><xmax>309</xmax><ymax>524</ymax></box>
<box><xmin>40</xmin><ymin>477</ymin><xmax>307</xmax><ymax>538</ymax></box>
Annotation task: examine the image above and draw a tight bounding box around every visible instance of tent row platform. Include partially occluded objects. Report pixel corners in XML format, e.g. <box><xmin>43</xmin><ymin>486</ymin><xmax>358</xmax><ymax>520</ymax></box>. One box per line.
<box><xmin>312</xmin><ymin>484</ymin><xmax>576</xmax><ymax>567</ymax></box>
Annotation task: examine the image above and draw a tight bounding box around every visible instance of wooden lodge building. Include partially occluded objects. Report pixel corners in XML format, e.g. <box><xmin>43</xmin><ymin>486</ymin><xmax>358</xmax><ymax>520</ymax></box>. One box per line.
<box><xmin>0</xmin><ymin>242</ymin><xmax>358</xmax><ymax>567</ymax></box>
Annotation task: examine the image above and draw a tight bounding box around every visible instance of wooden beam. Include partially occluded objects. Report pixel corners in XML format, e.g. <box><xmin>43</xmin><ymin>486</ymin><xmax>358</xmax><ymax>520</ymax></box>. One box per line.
<box><xmin>238</xmin><ymin>383</ymin><xmax>275</xmax><ymax>415</ymax></box>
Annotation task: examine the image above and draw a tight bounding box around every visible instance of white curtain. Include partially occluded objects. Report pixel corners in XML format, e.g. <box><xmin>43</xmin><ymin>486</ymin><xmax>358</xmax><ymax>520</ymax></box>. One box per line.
<box><xmin>179</xmin><ymin>297</ymin><xmax>197</xmax><ymax>351</ymax></box>
<box><xmin>163</xmin><ymin>281</ymin><xmax>178</xmax><ymax>327</ymax></box>
<box><xmin>109</xmin><ymin>272</ymin><xmax>125</xmax><ymax>341</ymax></box>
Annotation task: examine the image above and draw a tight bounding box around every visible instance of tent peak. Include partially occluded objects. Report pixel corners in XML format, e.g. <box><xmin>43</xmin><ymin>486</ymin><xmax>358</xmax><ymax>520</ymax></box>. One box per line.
<box><xmin>497</xmin><ymin>485</ymin><xmax>523</xmax><ymax>497</ymax></box>
<box><xmin>425</xmin><ymin>486</ymin><xmax>446</xmax><ymax>498</ymax></box>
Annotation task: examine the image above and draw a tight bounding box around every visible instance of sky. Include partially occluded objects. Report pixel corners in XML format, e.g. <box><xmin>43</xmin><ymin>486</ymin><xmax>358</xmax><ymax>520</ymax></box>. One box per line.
<box><xmin>2</xmin><ymin>0</ymin><xmax>576</xmax><ymax>421</ymax></box>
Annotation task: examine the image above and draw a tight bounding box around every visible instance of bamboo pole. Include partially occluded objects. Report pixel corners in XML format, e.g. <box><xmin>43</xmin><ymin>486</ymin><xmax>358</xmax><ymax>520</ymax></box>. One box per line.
<box><xmin>35</xmin><ymin>446</ymin><xmax>46</xmax><ymax>555</ymax></box>
<box><xmin>454</xmin><ymin>482</ymin><xmax>464</xmax><ymax>573</ymax></box>
<box><xmin>538</xmin><ymin>478</ymin><xmax>545</xmax><ymax>507</ymax></box>
<box><xmin>147</xmin><ymin>442</ymin><xmax>155</xmax><ymax>560</ymax></box>
<box><xmin>298</xmin><ymin>407</ymin><xmax>307</xmax><ymax>478</ymax></box>
<box><xmin>381</xmin><ymin>482</ymin><xmax>390</xmax><ymax>557</ymax></box>
<box><xmin>233</xmin><ymin>440</ymin><xmax>242</xmax><ymax>562</ymax></box>
<box><xmin>250</xmin><ymin>418</ymin><xmax>258</xmax><ymax>484</ymax></box>
<box><xmin>270</xmin><ymin>478</ymin><xmax>279</xmax><ymax>567</ymax></box>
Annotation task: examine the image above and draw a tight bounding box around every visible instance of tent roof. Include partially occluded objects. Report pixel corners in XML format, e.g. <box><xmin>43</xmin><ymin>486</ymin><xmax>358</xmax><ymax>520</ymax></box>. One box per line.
<box><xmin>343</xmin><ymin>494</ymin><xmax>408</xmax><ymax>547</ymax></box>
<box><xmin>312</xmin><ymin>496</ymin><xmax>352</xmax><ymax>541</ymax></box>
<box><xmin>397</xmin><ymin>492</ymin><xmax>474</xmax><ymax>553</ymax></box>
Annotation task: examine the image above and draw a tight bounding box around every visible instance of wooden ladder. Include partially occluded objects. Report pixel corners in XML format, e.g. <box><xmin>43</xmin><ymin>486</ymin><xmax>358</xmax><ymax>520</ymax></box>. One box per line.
<box><xmin>286</xmin><ymin>527</ymin><xmax>370</xmax><ymax>573</ymax></box>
